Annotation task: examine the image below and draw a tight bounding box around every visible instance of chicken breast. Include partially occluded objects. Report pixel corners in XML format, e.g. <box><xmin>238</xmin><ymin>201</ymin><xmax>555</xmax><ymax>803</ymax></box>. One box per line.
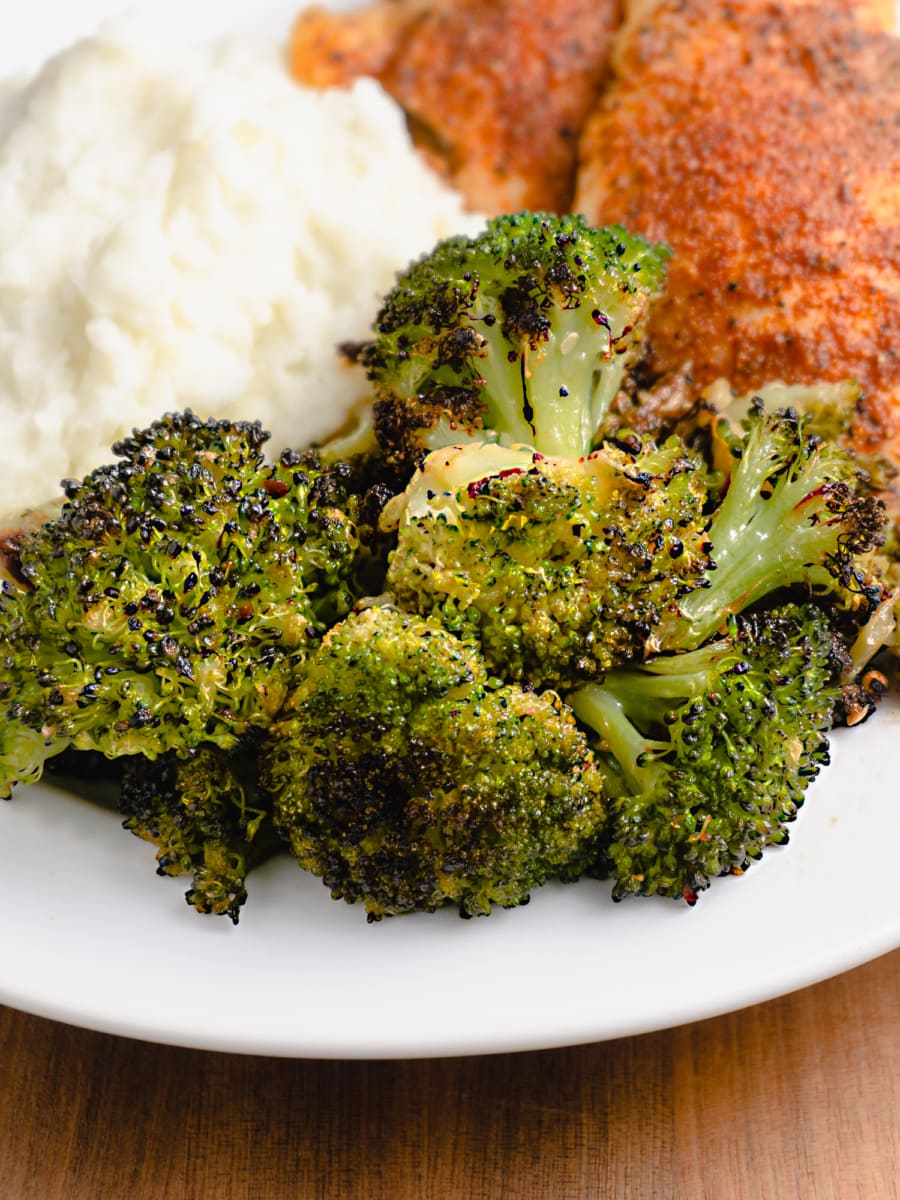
<box><xmin>575</xmin><ymin>0</ymin><xmax>900</xmax><ymax>454</ymax></box>
<box><xmin>288</xmin><ymin>1</ymin><xmax>428</xmax><ymax>88</ymax></box>
<box><xmin>289</xmin><ymin>0</ymin><xmax>622</xmax><ymax>215</ymax></box>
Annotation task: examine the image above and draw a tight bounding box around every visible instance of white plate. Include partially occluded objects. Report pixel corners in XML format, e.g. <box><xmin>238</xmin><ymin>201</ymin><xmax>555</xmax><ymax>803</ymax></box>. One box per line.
<box><xmin>1</xmin><ymin>0</ymin><xmax>899</xmax><ymax>1060</ymax></box>
<box><xmin>1</xmin><ymin>700</ymin><xmax>899</xmax><ymax>1058</ymax></box>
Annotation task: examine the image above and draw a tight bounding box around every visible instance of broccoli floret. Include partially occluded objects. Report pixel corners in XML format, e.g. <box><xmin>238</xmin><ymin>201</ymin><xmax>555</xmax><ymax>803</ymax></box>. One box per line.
<box><xmin>654</xmin><ymin>405</ymin><xmax>888</xmax><ymax>653</ymax></box>
<box><xmin>282</xmin><ymin>443</ymin><xmax>399</xmax><ymax>602</ymax></box>
<box><xmin>382</xmin><ymin>437</ymin><xmax>712</xmax><ymax>687</ymax></box>
<box><xmin>119</xmin><ymin>741</ymin><xmax>275</xmax><ymax>923</ymax></box>
<box><xmin>0</xmin><ymin>411</ymin><xmax>371</xmax><ymax>796</ymax></box>
<box><xmin>569</xmin><ymin>603</ymin><xmax>841</xmax><ymax>904</ymax></box>
<box><xmin>261</xmin><ymin>606</ymin><xmax>607</xmax><ymax>920</ymax></box>
<box><xmin>703</xmin><ymin>378</ymin><xmax>897</xmax><ymax>492</ymax></box>
<box><xmin>382</xmin><ymin>408</ymin><xmax>887</xmax><ymax>688</ymax></box>
<box><xmin>361</xmin><ymin>212</ymin><xmax>670</xmax><ymax>470</ymax></box>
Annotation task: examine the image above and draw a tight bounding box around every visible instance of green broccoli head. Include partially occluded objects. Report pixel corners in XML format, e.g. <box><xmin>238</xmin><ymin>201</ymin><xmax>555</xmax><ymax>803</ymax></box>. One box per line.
<box><xmin>654</xmin><ymin>405</ymin><xmax>888</xmax><ymax>654</ymax></box>
<box><xmin>118</xmin><ymin>740</ymin><xmax>275</xmax><ymax>923</ymax></box>
<box><xmin>361</xmin><ymin>212</ymin><xmax>670</xmax><ymax>470</ymax></box>
<box><xmin>261</xmin><ymin>606</ymin><xmax>607</xmax><ymax>920</ymax></box>
<box><xmin>0</xmin><ymin>411</ymin><xmax>371</xmax><ymax>795</ymax></box>
<box><xmin>569</xmin><ymin>603</ymin><xmax>841</xmax><ymax>904</ymax></box>
<box><xmin>383</xmin><ymin>438</ymin><xmax>712</xmax><ymax>687</ymax></box>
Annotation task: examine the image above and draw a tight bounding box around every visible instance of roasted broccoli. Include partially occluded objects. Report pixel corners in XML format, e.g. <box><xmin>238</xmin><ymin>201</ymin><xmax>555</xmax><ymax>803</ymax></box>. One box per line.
<box><xmin>360</xmin><ymin>212</ymin><xmax>670</xmax><ymax>470</ymax></box>
<box><xmin>568</xmin><ymin>603</ymin><xmax>841</xmax><ymax>904</ymax></box>
<box><xmin>2</xmin><ymin>198</ymin><xmax>892</xmax><ymax>934</ymax></box>
<box><xmin>703</xmin><ymin>377</ymin><xmax>897</xmax><ymax>492</ymax></box>
<box><xmin>119</xmin><ymin>740</ymin><xmax>275</xmax><ymax>923</ymax></box>
<box><xmin>653</xmin><ymin>405</ymin><xmax>888</xmax><ymax>653</ymax></box>
<box><xmin>383</xmin><ymin>438</ymin><xmax>712</xmax><ymax>687</ymax></box>
<box><xmin>0</xmin><ymin>411</ymin><xmax>375</xmax><ymax>795</ymax></box>
<box><xmin>261</xmin><ymin>606</ymin><xmax>607</xmax><ymax>920</ymax></box>
<box><xmin>383</xmin><ymin>404</ymin><xmax>887</xmax><ymax>686</ymax></box>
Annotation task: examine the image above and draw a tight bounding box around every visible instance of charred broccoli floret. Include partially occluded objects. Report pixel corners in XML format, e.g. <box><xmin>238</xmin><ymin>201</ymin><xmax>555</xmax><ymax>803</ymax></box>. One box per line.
<box><xmin>703</xmin><ymin>378</ymin><xmax>897</xmax><ymax>492</ymax></box>
<box><xmin>290</xmin><ymin>443</ymin><xmax>398</xmax><ymax>601</ymax></box>
<box><xmin>653</xmin><ymin>405</ymin><xmax>887</xmax><ymax>653</ymax></box>
<box><xmin>261</xmin><ymin>606</ymin><xmax>607</xmax><ymax>920</ymax></box>
<box><xmin>383</xmin><ymin>408</ymin><xmax>887</xmax><ymax>687</ymax></box>
<box><xmin>383</xmin><ymin>438</ymin><xmax>712</xmax><ymax>687</ymax></box>
<box><xmin>0</xmin><ymin>411</ymin><xmax>372</xmax><ymax>796</ymax></box>
<box><xmin>361</xmin><ymin>212</ymin><xmax>670</xmax><ymax>470</ymax></box>
<box><xmin>119</xmin><ymin>741</ymin><xmax>275</xmax><ymax>923</ymax></box>
<box><xmin>569</xmin><ymin>604</ymin><xmax>841</xmax><ymax>904</ymax></box>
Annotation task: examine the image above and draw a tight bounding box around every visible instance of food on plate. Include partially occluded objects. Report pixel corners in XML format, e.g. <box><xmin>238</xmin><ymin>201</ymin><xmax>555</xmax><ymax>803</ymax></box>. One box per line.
<box><xmin>358</xmin><ymin>211</ymin><xmax>670</xmax><ymax>472</ymax></box>
<box><xmin>0</xmin><ymin>21</ymin><xmax>476</xmax><ymax>517</ymax></box>
<box><xmin>0</xmin><ymin>411</ymin><xmax>389</xmax><ymax>796</ymax></box>
<box><xmin>289</xmin><ymin>0</ymin><xmax>622</xmax><ymax>213</ymax></box>
<box><xmin>118</xmin><ymin>741</ymin><xmax>274</xmax><ymax>924</ymax></box>
<box><xmin>262</xmin><ymin>606</ymin><xmax>607</xmax><ymax>920</ymax></box>
<box><xmin>1</xmin><ymin>0</ymin><xmax>896</xmax><ymax>926</ymax></box>
<box><xmin>650</xmin><ymin>377</ymin><xmax>900</xmax><ymax>666</ymax></box>
<box><xmin>575</xmin><ymin>0</ymin><xmax>900</xmax><ymax>464</ymax></box>
<box><xmin>650</xmin><ymin>404</ymin><xmax>888</xmax><ymax>650</ymax></box>
<box><xmin>288</xmin><ymin>0</ymin><xmax>429</xmax><ymax>86</ymax></box>
<box><xmin>382</xmin><ymin>399</ymin><xmax>888</xmax><ymax>693</ymax></box>
<box><xmin>2</xmin><ymin>208</ymin><xmax>893</xmax><ymax>923</ymax></box>
<box><xmin>382</xmin><ymin>439</ymin><xmax>712</xmax><ymax>687</ymax></box>
<box><xmin>569</xmin><ymin>603</ymin><xmax>841</xmax><ymax>904</ymax></box>
<box><xmin>697</xmin><ymin>378</ymin><xmax>897</xmax><ymax>495</ymax></box>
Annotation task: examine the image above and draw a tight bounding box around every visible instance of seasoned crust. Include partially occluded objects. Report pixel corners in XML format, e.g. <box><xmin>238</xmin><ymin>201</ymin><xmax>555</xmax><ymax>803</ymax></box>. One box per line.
<box><xmin>575</xmin><ymin>0</ymin><xmax>900</xmax><ymax>455</ymax></box>
<box><xmin>289</xmin><ymin>0</ymin><xmax>621</xmax><ymax>214</ymax></box>
<box><xmin>288</xmin><ymin>1</ymin><xmax>428</xmax><ymax>88</ymax></box>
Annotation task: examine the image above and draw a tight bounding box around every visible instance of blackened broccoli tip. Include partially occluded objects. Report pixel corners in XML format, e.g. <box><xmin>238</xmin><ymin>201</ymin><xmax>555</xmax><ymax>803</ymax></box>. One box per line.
<box><xmin>568</xmin><ymin>603</ymin><xmax>840</xmax><ymax>905</ymax></box>
<box><xmin>0</xmin><ymin>411</ymin><xmax>376</xmax><ymax>796</ymax></box>
<box><xmin>361</xmin><ymin>212</ymin><xmax>670</xmax><ymax>471</ymax></box>
<box><xmin>118</xmin><ymin>742</ymin><xmax>275</xmax><ymax>923</ymax></box>
<box><xmin>654</xmin><ymin>406</ymin><xmax>889</xmax><ymax>654</ymax></box>
<box><xmin>704</xmin><ymin>378</ymin><xmax>898</xmax><ymax>494</ymax></box>
<box><xmin>260</xmin><ymin>606</ymin><xmax>607</xmax><ymax>920</ymax></box>
<box><xmin>383</xmin><ymin>436</ymin><xmax>713</xmax><ymax>687</ymax></box>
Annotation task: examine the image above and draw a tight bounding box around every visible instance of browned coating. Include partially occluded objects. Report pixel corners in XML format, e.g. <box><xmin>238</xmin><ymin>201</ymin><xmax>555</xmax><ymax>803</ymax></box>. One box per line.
<box><xmin>575</xmin><ymin>0</ymin><xmax>900</xmax><ymax>453</ymax></box>
<box><xmin>288</xmin><ymin>1</ymin><xmax>428</xmax><ymax>87</ymax></box>
<box><xmin>289</xmin><ymin>0</ymin><xmax>621</xmax><ymax>215</ymax></box>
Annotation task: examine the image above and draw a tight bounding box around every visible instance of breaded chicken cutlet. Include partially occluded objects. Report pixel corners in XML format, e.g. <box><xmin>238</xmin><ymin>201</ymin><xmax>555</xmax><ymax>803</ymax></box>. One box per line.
<box><xmin>575</xmin><ymin>0</ymin><xmax>900</xmax><ymax>457</ymax></box>
<box><xmin>289</xmin><ymin>0</ymin><xmax>622</xmax><ymax>214</ymax></box>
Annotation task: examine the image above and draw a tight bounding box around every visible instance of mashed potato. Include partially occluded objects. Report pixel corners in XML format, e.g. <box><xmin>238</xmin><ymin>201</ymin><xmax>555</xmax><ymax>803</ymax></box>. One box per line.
<box><xmin>0</xmin><ymin>21</ymin><xmax>477</xmax><ymax>515</ymax></box>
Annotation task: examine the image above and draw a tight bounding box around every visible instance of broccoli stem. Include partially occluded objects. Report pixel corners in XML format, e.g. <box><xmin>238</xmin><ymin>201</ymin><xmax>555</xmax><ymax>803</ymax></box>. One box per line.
<box><xmin>568</xmin><ymin>638</ymin><xmax>737</xmax><ymax>793</ymax></box>
<box><xmin>313</xmin><ymin>404</ymin><xmax>378</xmax><ymax>463</ymax></box>
<box><xmin>476</xmin><ymin>303</ymin><xmax>621</xmax><ymax>458</ymax></box>
<box><xmin>365</xmin><ymin>214</ymin><xmax>670</xmax><ymax>468</ymax></box>
<box><xmin>568</xmin><ymin>685</ymin><xmax>664</xmax><ymax>796</ymax></box>
<box><xmin>659</xmin><ymin>424</ymin><xmax>867</xmax><ymax>651</ymax></box>
<box><xmin>675</xmin><ymin>492</ymin><xmax>834</xmax><ymax>648</ymax></box>
<box><xmin>589</xmin><ymin>638</ymin><xmax>735</xmax><ymax>723</ymax></box>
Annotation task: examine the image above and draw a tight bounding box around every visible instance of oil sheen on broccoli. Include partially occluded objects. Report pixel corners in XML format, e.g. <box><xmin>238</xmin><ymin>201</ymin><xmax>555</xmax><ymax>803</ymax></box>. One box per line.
<box><xmin>652</xmin><ymin>405</ymin><xmax>887</xmax><ymax>652</ymax></box>
<box><xmin>360</xmin><ymin>212</ymin><xmax>670</xmax><ymax>470</ymax></box>
<box><xmin>383</xmin><ymin>438</ymin><xmax>712</xmax><ymax>687</ymax></box>
<box><xmin>0</xmin><ymin>412</ymin><xmax>374</xmax><ymax>795</ymax></box>
<box><xmin>383</xmin><ymin>407</ymin><xmax>886</xmax><ymax>689</ymax></box>
<box><xmin>569</xmin><ymin>604</ymin><xmax>841</xmax><ymax>904</ymax></box>
<box><xmin>261</xmin><ymin>606</ymin><xmax>607</xmax><ymax>920</ymax></box>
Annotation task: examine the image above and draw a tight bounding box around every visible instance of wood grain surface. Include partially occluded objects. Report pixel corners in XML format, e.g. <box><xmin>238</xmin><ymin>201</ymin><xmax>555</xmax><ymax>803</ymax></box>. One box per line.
<box><xmin>0</xmin><ymin>949</ymin><xmax>896</xmax><ymax>1200</ymax></box>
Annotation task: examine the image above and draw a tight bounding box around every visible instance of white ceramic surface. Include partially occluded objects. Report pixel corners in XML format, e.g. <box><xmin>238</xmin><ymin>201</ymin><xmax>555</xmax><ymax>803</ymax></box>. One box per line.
<box><xmin>0</xmin><ymin>0</ymin><xmax>898</xmax><ymax>1060</ymax></box>
<box><xmin>1</xmin><ymin>698</ymin><xmax>898</xmax><ymax>1058</ymax></box>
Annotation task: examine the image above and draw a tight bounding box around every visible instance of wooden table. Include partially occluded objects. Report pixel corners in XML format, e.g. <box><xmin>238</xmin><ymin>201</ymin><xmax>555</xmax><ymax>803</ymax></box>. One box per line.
<box><xmin>0</xmin><ymin>949</ymin><xmax>896</xmax><ymax>1199</ymax></box>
